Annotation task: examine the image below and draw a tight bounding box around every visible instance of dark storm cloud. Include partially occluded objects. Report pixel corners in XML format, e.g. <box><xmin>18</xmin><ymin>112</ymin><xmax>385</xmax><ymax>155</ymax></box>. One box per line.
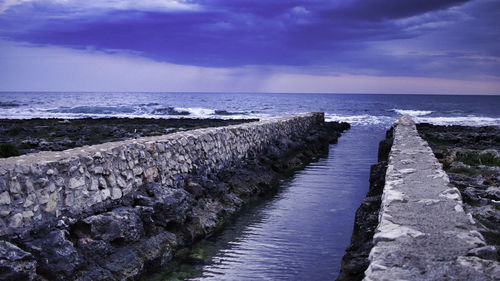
<box><xmin>1</xmin><ymin>0</ymin><xmax>496</xmax><ymax>79</ymax></box>
<box><xmin>328</xmin><ymin>0</ymin><xmax>470</xmax><ymax>21</ymax></box>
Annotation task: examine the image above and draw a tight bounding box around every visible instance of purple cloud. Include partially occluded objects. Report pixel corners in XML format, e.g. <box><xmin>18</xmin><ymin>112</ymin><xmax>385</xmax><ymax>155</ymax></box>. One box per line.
<box><xmin>0</xmin><ymin>0</ymin><xmax>498</xmax><ymax>80</ymax></box>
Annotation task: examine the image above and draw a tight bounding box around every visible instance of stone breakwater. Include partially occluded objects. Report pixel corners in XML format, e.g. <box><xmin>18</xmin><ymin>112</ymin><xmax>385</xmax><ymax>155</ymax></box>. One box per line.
<box><xmin>0</xmin><ymin>113</ymin><xmax>350</xmax><ymax>280</ymax></box>
<box><xmin>417</xmin><ymin>123</ymin><xmax>500</xmax><ymax>251</ymax></box>
<box><xmin>0</xmin><ymin>113</ymin><xmax>321</xmax><ymax>236</ymax></box>
<box><xmin>364</xmin><ymin>116</ymin><xmax>499</xmax><ymax>281</ymax></box>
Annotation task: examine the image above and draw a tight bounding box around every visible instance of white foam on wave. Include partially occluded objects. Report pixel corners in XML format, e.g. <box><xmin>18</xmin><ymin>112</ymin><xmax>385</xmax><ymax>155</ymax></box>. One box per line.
<box><xmin>175</xmin><ymin>107</ymin><xmax>215</xmax><ymax>117</ymax></box>
<box><xmin>325</xmin><ymin>113</ymin><xmax>500</xmax><ymax>127</ymax></box>
<box><xmin>392</xmin><ymin>109</ymin><xmax>433</xmax><ymax>116</ymax></box>
<box><xmin>415</xmin><ymin>116</ymin><xmax>500</xmax><ymax>126</ymax></box>
<box><xmin>325</xmin><ymin>114</ymin><xmax>394</xmax><ymax>126</ymax></box>
<box><xmin>174</xmin><ymin>107</ymin><xmax>267</xmax><ymax>120</ymax></box>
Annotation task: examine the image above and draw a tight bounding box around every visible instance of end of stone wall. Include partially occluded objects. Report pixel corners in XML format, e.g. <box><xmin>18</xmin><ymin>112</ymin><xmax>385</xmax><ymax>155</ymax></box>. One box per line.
<box><xmin>364</xmin><ymin>115</ymin><xmax>499</xmax><ymax>280</ymax></box>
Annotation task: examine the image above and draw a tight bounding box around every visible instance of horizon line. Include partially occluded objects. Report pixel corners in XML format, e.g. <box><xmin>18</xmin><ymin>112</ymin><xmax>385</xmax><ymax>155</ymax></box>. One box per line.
<box><xmin>0</xmin><ymin>91</ymin><xmax>499</xmax><ymax>96</ymax></box>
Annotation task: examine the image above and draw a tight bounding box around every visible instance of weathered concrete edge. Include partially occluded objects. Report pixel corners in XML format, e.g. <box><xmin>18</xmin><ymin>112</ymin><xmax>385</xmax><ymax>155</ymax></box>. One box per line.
<box><xmin>0</xmin><ymin>113</ymin><xmax>324</xmax><ymax>236</ymax></box>
<box><xmin>364</xmin><ymin>116</ymin><xmax>499</xmax><ymax>280</ymax></box>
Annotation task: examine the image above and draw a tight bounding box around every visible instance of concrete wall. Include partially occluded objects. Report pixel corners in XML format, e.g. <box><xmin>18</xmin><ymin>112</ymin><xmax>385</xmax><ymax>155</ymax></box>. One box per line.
<box><xmin>0</xmin><ymin>113</ymin><xmax>324</xmax><ymax>236</ymax></box>
<box><xmin>364</xmin><ymin>116</ymin><xmax>499</xmax><ymax>280</ymax></box>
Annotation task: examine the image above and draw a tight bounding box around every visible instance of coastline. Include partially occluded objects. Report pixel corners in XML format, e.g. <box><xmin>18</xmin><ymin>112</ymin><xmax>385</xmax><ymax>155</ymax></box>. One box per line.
<box><xmin>0</xmin><ymin>114</ymin><xmax>351</xmax><ymax>280</ymax></box>
<box><xmin>418</xmin><ymin>124</ymin><xmax>500</xmax><ymax>257</ymax></box>
<box><xmin>338</xmin><ymin>121</ymin><xmax>500</xmax><ymax>280</ymax></box>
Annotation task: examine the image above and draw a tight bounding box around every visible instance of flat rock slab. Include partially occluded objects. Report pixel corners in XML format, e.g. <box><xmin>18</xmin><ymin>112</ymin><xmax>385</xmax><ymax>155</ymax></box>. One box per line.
<box><xmin>364</xmin><ymin>116</ymin><xmax>500</xmax><ymax>281</ymax></box>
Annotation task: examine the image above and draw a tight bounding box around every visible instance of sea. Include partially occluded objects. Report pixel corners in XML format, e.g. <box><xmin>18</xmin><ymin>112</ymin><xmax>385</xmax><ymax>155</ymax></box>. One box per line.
<box><xmin>1</xmin><ymin>92</ymin><xmax>499</xmax><ymax>280</ymax></box>
<box><xmin>0</xmin><ymin>92</ymin><xmax>499</xmax><ymax>127</ymax></box>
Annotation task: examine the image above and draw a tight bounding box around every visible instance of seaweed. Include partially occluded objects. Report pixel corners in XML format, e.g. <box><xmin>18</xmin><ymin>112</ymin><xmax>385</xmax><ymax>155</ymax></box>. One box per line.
<box><xmin>0</xmin><ymin>143</ymin><xmax>19</xmax><ymax>158</ymax></box>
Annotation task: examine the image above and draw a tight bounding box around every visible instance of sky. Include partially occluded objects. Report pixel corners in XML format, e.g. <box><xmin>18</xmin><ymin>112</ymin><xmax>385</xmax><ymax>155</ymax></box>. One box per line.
<box><xmin>0</xmin><ymin>0</ymin><xmax>499</xmax><ymax>94</ymax></box>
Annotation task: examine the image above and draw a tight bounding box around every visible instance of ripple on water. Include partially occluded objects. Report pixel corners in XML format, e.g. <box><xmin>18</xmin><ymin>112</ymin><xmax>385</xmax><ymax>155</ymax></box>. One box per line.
<box><xmin>148</xmin><ymin>126</ymin><xmax>384</xmax><ymax>281</ymax></box>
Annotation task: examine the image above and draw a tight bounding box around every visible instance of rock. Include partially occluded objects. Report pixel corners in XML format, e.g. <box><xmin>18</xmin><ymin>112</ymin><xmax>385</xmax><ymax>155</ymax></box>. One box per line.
<box><xmin>82</xmin><ymin>207</ymin><xmax>145</xmax><ymax>243</ymax></box>
<box><xmin>0</xmin><ymin>240</ymin><xmax>37</xmax><ymax>281</ymax></box>
<box><xmin>45</xmin><ymin>192</ymin><xmax>59</xmax><ymax>213</ymax></box>
<box><xmin>90</xmin><ymin>178</ymin><xmax>99</xmax><ymax>191</ymax></box>
<box><xmin>485</xmin><ymin>186</ymin><xmax>500</xmax><ymax>200</ymax></box>
<box><xmin>0</xmin><ymin>191</ymin><xmax>10</xmax><ymax>205</ymax></box>
<box><xmin>8</xmin><ymin>213</ymin><xmax>23</xmax><ymax>228</ymax></box>
<box><xmin>100</xmin><ymin>189</ymin><xmax>110</xmax><ymax>201</ymax></box>
<box><xmin>69</xmin><ymin>177</ymin><xmax>85</xmax><ymax>189</ymax></box>
<box><xmin>9</xmin><ymin>179</ymin><xmax>21</xmax><ymax>194</ymax></box>
<box><xmin>116</xmin><ymin>176</ymin><xmax>127</xmax><ymax>188</ymax></box>
<box><xmin>106</xmin><ymin>174</ymin><xmax>116</xmax><ymax>187</ymax></box>
<box><xmin>110</xmin><ymin>188</ymin><xmax>122</xmax><ymax>200</ymax></box>
<box><xmin>133</xmin><ymin>167</ymin><xmax>143</xmax><ymax>176</ymax></box>
<box><xmin>146</xmin><ymin>184</ymin><xmax>193</xmax><ymax>228</ymax></box>
<box><xmin>463</xmin><ymin>187</ymin><xmax>486</xmax><ymax>205</ymax></box>
<box><xmin>22</xmin><ymin>211</ymin><xmax>34</xmax><ymax>219</ymax></box>
<box><xmin>25</xmin><ymin>230</ymin><xmax>80</xmax><ymax>280</ymax></box>
<box><xmin>185</xmin><ymin>181</ymin><xmax>204</xmax><ymax>198</ymax></box>
<box><xmin>93</xmin><ymin>166</ymin><xmax>104</xmax><ymax>174</ymax></box>
<box><xmin>100</xmin><ymin>247</ymin><xmax>144</xmax><ymax>279</ymax></box>
<box><xmin>98</xmin><ymin>177</ymin><xmax>107</xmax><ymax>189</ymax></box>
<box><xmin>467</xmin><ymin>245</ymin><xmax>498</xmax><ymax>261</ymax></box>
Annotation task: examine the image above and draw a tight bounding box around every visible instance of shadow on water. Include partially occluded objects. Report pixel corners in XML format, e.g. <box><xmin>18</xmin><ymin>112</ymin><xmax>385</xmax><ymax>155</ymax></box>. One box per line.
<box><xmin>145</xmin><ymin>126</ymin><xmax>385</xmax><ymax>281</ymax></box>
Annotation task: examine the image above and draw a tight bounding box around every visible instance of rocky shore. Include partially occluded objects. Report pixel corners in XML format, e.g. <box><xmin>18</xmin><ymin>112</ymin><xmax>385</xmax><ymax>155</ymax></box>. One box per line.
<box><xmin>417</xmin><ymin>123</ymin><xmax>500</xmax><ymax>260</ymax></box>
<box><xmin>338</xmin><ymin>122</ymin><xmax>500</xmax><ymax>281</ymax></box>
<box><xmin>336</xmin><ymin>127</ymin><xmax>393</xmax><ymax>281</ymax></box>
<box><xmin>0</xmin><ymin>118</ymin><xmax>257</xmax><ymax>157</ymax></box>
<box><xmin>0</xmin><ymin>118</ymin><xmax>349</xmax><ymax>280</ymax></box>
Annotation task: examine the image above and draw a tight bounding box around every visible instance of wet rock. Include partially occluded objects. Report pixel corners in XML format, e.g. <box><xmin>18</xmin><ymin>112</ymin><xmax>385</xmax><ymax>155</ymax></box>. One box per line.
<box><xmin>143</xmin><ymin>184</ymin><xmax>193</xmax><ymax>228</ymax></box>
<box><xmin>468</xmin><ymin>245</ymin><xmax>498</xmax><ymax>261</ymax></box>
<box><xmin>100</xmin><ymin>247</ymin><xmax>145</xmax><ymax>279</ymax></box>
<box><xmin>0</xmin><ymin>240</ymin><xmax>37</xmax><ymax>281</ymax></box>
<box><xmin>185</xmin><ymin>181</ymin><xmax>204</xmax><ymax>198</ymax></box>
<box><xmin>24</xmin><ymin>230</ymin><xmax>81</xmax><ymax>280</ymax></box>
<box><xmin>82</xmin><ymin>207</ymin><xmax>145</xmax><ymax>244</ymax></box>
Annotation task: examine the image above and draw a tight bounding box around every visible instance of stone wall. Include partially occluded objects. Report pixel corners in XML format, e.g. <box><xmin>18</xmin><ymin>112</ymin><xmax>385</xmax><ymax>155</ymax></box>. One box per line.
<box><xmin>0</xmin><ymin>113</ymin><xmax>323</xmax><ymax>237</ymax></box>
<box><xmin>364</xmin><ymin>116</ymin><xmax>499</xmax><ymax>280</ymax></box>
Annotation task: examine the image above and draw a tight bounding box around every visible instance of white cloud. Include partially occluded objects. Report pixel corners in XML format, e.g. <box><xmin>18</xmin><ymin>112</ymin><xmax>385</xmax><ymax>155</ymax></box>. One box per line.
<box><xmin>0</xmin><ymin>0</ymin><xmax>199</xmax><ymax>13</ymax></box>
<box><xmin>0</xmin><ymin>0</ymin><xmax>33</xmax><ymax>13</ymax></box>
<box><xmin>291</xmin><ymin>6</ymin><xmax>310</xmax><ymax>15</ymax></box>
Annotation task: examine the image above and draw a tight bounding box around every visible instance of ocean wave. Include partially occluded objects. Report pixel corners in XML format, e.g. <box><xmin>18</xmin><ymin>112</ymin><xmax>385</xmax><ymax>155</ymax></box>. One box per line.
<box><xmin>414</xmin><ymin>116</ymin><xmax>500</xmax><ymax>126</ymax></box>
<box><xmin>325</xmin><ymin>113</ymin><xmax>500</xmax><ymax>127</ymax></box>
<box><xmin>7</xmin><ymin>104</ymin><xmax>264</xmax><ymax>120</ymax></box>
<box><xmin>152</xmin><ymin>107</ymin><xmax>190</xmax><ymax>115</ymax></box>
<box><xmin>47</xmin><ymin>106</ymin><xmax>136</xmax><ymax>114</ymax></box>
<box><xmin>325</xmin><ymin>114</ymin><xmax>394</xmax><ymax>126</ymax></box>
<box><xmin>175</xmin><ymin>107</ymin><xmax>216</xmax><ymax>117</ymax></box>
<box><xmin>389</xmin><ymin>109</ymin><xmax>433</xmax><ymax>116</ymax></box>
<box><xmin>213</xmin><ymin>110</ymin><xmax>248</xmax><ymax>116</ymax></box>
<box><xmin>139</xmin><ymin>103</ymin><xmax>160</xmax><ymax>106</ymax></box>
<box><xmin>0</xmin><ymin>102</ymin><xmax>21</xmax><ymax>107</ymax></box>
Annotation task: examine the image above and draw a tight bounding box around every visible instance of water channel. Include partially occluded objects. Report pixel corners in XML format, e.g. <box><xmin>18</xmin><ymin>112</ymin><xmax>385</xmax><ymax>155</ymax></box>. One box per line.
<box><xmin>148</xmin><ymin>125</ymin><xmax>385</xmax><ymax>280</ymax></box>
